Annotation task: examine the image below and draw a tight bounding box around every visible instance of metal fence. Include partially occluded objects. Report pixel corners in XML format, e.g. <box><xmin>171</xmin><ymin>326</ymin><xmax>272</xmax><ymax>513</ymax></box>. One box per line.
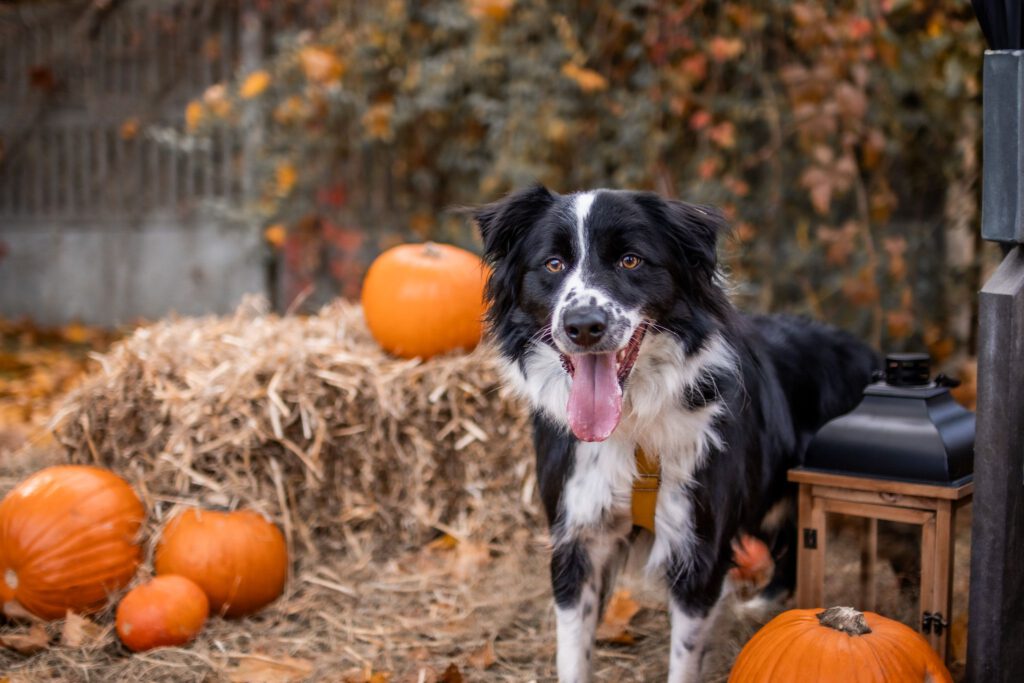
<box><xmin>0</xmin><ymin>0</ymin><xmax>246</xmax><ymax>222</ymax></box>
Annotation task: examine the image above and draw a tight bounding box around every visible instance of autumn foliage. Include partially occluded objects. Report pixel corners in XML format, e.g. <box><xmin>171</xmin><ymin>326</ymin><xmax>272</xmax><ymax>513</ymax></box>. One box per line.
<box><xmin>191</xmin><ymin>1</ymin><xmax>981</xmax><ymax>354</ymax></box>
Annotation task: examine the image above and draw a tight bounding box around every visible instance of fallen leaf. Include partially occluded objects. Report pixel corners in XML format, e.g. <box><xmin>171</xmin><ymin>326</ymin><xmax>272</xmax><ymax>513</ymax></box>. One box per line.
<box><xmin>426</xmin><ymin>533</ymin><xmax>459</xmax><ymax>552</ymax></box>
<box><xmin>226</xmin><ymin>654</ymin><xmax>314</xmax><ymax>682</ymax></box>
<box><xmin>466</xmin><ymin>639</ymin><xmax>496</xmax><ymax>670</ymax></box>
<box><xmin>437</xmin><ymin>664</ymin><xmax>463</xmax><ymax>683</ymax></box>
<box><xmin>61</xmin><ymin>611</ymin><xmax>107</xmax><ymax>649</ymax></box>
<box><xmin>0</xmin><ymin>624</ymin><xmax>49</xmax><ymax>655</ymax></box>
<box><xmin>596</xmin><ymin>589</ymin><xmax>640</xmax><ymax>644</ymax></box>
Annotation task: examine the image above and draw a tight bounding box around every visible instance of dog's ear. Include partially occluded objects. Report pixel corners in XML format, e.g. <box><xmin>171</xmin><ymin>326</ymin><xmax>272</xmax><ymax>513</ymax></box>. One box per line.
<box><xmin>474</xmin><ymin>184</ymin><xmax>556</xmax><ymax>264</ymax></box>
<box><xmin>635</xmin><ymin>194</ymin><xmax>728</xmax><ymax>278</ymax></box>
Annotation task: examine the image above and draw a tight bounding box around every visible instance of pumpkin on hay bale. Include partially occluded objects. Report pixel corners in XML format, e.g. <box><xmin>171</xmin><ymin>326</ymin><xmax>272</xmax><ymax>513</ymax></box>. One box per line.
<box><xmin>50</xmin><ymin>297</ymin><xmax>535</xmax><ymax>558</ymax></box>
<box><xmin>361</xmin><ymin>242</ymin><xmax>488</xmax><ymax>360</ymax></box>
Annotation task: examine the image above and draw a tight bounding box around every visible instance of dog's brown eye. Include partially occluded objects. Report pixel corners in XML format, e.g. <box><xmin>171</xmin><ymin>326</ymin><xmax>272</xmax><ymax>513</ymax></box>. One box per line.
<box><xmin>619</xmin><ymin>254</ymin><xmax>642</xmax><ymax>270</ymax></box>
<box><xmin>545</xmin><ymin>258</ymin><xmax>565</xmax><ymax>273</ymax></box>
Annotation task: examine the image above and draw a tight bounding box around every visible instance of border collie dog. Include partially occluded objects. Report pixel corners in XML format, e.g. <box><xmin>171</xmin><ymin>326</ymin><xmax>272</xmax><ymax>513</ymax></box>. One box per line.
<box><xmin>475</xmin><ymin>186</ymin><xmax>877</xmax><ymax>683</ymax></box>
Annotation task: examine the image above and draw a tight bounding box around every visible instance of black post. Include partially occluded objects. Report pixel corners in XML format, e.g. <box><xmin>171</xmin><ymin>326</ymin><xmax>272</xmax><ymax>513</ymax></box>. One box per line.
<box><xmin>966</xmin><ymin>3</ymin><xmax>1024</xmax><ymax>678</ymax></box>
<box><xmin>967</xmin><ymin>248</ymin><xmax>1024</xmax><ymax>681</ymax></box>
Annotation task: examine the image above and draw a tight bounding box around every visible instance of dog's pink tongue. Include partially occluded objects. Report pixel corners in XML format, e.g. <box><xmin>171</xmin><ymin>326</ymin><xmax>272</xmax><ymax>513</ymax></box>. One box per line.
<box><xmin>567</xmin><ymin>352</ymin><xmax>622</xmax><ymax>442</ymax></box>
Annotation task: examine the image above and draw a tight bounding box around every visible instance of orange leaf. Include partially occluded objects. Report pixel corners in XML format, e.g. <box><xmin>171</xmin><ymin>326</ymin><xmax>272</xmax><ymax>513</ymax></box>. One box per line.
<box><xmin>561</xmin><ymin>63</ymin><xmax>608</xmax><ymax>93</ymax></box>
<box><xmin>264</xmin><ymin>224</ymin><xmax>287</xmax><ymax>248</ymax></box>
<box><xmin>185</xmin><ymin>100</ymin><xmax>204</xmax><ymax>132</ymax></box>
<box><xmin>240</xmin><ymin>70</ymin><xmax>271</xmax><ymax>99</ymax></box>
<box><xmin>467</xmin><ymin>0</ymin><xmax>514</xmax><ymax>23</ymax></box>
<box><xmin>426</xmin><ymin>533</ymin><xmax>460</xmax><ymax>551</ymax></box>
<box><xmin>119</xmin><ymin>118</ymin><xmax>140</xmax><ymax>140</ymax></box>
<box><xmin>467</xmin><ymin>639</ymin><xmax>497</xmax><ymax>670</ymax></box>
<box><xmin>438</xmin><ymin>663</ymin><xmax>463</xmax><ymax>683</ymax></box>
<box><xmin>708</xmin><ymin>36</ymin><xmax>744</xmax><ymax>62</ymax></box>
<box><xmin>299</xmin><ymin>47</ymin><xmax>345</xmax><ymax>85</ymax></box>
<box><xmin>275</xmin><ymin>163</ymin><xmax>297</xmax><ymax>195</ymax></box>
<box><xmin>596</xmin><ymin>589</ymin><xmax>640</xmax><ymax>644</ymax></box>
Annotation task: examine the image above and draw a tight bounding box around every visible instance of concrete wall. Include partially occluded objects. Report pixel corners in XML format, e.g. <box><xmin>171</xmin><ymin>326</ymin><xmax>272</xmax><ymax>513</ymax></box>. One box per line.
<box><xmin>0</xmin><ymin>213</ymin><xmax>267</xmax><ymax>327</ymax></box>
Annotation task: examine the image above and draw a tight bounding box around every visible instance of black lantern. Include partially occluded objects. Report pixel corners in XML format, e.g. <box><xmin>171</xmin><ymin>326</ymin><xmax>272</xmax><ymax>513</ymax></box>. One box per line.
<box><xmin>803</xmin><ymin>353</ymin><xmax>975</xmax><ymax>485</ymax></box>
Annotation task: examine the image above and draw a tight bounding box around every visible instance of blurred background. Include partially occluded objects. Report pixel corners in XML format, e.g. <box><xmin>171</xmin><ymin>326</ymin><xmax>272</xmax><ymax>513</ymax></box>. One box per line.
<box><xmin>0</xmin><ymin>0</ymin><xmax>990</xmax><ymax>372</ymax></box>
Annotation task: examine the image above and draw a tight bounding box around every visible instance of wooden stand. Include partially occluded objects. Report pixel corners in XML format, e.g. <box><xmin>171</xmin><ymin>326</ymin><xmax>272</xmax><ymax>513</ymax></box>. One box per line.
<box><xmin>789</xmin><ymin>468</ymin><xmax>973</xmax><ymax>662</ymax></box>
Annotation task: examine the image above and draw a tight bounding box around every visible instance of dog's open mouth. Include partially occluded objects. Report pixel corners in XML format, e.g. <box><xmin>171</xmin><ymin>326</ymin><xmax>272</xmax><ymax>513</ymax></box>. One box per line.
<box><xmin>559</xmin><ymin>322</ymin><xmax>648</xmax><ymax>442</ymax></box>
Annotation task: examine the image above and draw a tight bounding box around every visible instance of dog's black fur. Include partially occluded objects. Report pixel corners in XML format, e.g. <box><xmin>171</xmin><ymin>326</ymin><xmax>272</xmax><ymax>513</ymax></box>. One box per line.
<box><xmin>476</xmin><ymin>185</ymin><xmax>878</xmax><ymax>681</ymax></box>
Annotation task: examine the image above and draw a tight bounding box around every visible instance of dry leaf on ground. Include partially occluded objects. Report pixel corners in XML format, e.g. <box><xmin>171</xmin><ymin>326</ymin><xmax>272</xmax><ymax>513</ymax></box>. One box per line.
<box><xmin>0</xmin><ymin>625</ymin><xmax>49</xmax><ymax>655</ymax></box>
<box><xmin>466</xmin><ymin>639</ymin><xmax>496</xmax><ymax>670</ymax></box>
<box><xmin>225</xmin><ymin>654</ymin><xmax>314</xmax><ymax>683</ymax></box>
<box><xmin>60</xmin><ymin>611</ymin><xmax>108</xmax><ymax>649</ymax></box>
<box><xmin>596</xmin><ymin>589</ymin><xmax>641</xmax><ymax>645</ymax></box>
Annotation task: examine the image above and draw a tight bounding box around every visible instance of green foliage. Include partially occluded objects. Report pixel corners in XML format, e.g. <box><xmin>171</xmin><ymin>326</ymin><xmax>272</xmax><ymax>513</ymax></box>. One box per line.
<box><xmin>190</xmin><ymin>0</ymin><xmax>984</xmax><ymax>357</ymax></box>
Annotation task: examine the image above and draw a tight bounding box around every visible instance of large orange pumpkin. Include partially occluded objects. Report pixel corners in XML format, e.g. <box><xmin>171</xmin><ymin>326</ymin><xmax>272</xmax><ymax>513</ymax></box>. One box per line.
<box><xmin>154</xmin><ymin>508</ymin><xmax>288</xmax><ymax>618</ymax></box>
<box><xmin>116</xmin><ymin>575</ymin><xmax>209</xmax><ymax>652</ymax></box>
<box><xmin>729</xmin><ymin>606</ymin><xmax>952</xmax><ymax>683</ymax></box>
<box><xmin>0</xmin><ymin>465</ymin><xmax>145</xmax><ymax>619</ymax></box>
<box><xmin>361</xmin><ymin>241</ymin><xmax>488</xmax><ymax>359</ymax></box>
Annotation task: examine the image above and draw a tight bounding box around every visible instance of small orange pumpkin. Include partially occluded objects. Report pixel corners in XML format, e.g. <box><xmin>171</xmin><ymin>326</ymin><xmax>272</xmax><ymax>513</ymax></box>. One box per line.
<box><xmin>0</xmin><ymin>465</ymin><xmax>145</xmax><ymax>619</ymax></box>
<box><xmin>729</xmin><ymin>606</ymin><xmax>953</xmax><ymax>683</ymax></box>
<box><xmin>361</xmin><ymin>241</ymin><xmax>488</xmax><ymax>359</ymax></box>
<box><xmin>116</xmin><ymin>575</ymin><xmax>209</xmax><ymax>652</ymax></box>
<box><xmin>154</xmin><ymin>508</ymin><xmax>288</xmax><ymax>618</ymax></box>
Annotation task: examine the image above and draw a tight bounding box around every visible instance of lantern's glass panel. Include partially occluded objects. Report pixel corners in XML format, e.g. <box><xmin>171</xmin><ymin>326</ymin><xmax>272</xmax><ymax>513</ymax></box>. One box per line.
<box><xmin>820</xmin><ymin>508</ymin><xmax>972</xmax><ymax>675</ymax></box>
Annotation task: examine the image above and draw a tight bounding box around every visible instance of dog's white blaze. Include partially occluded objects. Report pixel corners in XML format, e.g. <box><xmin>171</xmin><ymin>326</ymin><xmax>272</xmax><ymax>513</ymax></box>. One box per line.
<box><xmin>573</xmin><ymin>191</ymin><xmax>596</xmax><ymax>255</ymax></box>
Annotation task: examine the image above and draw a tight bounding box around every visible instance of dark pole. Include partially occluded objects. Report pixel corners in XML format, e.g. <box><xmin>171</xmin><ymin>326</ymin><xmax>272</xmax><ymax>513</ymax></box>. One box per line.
<box><xmin>967</xmin><ymin>3</ymin><xmax>1024</xmax><ymax>681</ymax></box>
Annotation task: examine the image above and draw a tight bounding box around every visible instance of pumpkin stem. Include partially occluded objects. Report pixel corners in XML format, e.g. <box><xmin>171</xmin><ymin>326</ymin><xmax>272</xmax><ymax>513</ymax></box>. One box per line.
<box><xmin>817</xmin><ymin>606</ymin><xmax>872</xmax><ymax>636</ymax></box>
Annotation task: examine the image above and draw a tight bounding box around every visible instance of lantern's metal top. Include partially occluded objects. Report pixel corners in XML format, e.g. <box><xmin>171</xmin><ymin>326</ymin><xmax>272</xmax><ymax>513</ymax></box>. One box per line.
<box><xmin>803</xmin><ymin>354</ymin><xmax>974</xmax><ymax>485</ymax></box>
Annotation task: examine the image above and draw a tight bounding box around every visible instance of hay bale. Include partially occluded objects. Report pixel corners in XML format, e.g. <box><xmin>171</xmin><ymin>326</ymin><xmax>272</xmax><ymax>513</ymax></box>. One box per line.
<box><xmin>51</xmin><ymin>297</ymin><xmax>537</xmax><ymax>556</ymax></box>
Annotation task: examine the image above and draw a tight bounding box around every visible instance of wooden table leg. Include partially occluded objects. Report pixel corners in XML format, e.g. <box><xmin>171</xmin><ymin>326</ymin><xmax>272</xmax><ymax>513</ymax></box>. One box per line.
<box><xmin>796</xmin><ymin>483</ymin><xmax>823</xmax><ymax>608</ymax></box>
<box><xmin>807</xmin><ymin>491</ymin><xmax>827</xmax><ymax>608</ymax></box>
<box><xmin>932</xmin><ymin>499</ymin><xmax>954</xmax><ymax>663</ymax></box>
<box><xmin>919</xmin><ymin>512</ymin><xmax>938</xmax><ymax>652</ymax></box>
<box><xmin>860</xmin><ymin>517</ymin><xmax>878</xmax><ymax>612</ymax></box>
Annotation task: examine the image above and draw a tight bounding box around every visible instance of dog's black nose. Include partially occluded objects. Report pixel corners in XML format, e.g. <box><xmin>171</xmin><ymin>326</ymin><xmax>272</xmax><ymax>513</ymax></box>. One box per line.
<box><xmin>564</xmin><ymin>307</ymin><xmax>608</xmax><ymax>347</ymax></box>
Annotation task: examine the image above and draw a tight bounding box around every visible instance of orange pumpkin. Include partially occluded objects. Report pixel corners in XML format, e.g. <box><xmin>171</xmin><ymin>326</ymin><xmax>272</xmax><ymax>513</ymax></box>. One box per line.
<box><xmin>361</xmin><ymin>241</ymin><xmax>488</xmax><ymax>359</ymax></box>
<box><xmin>729</xmin><ymin>606</ymin><xmax>953</xmax><ymax>683</ymax></box>
<box><xmin>116</xmin><ymin>575</ymin><xmax>209</xmax><ymax>652</ymax></box>
<box><xmin>154</xmin><ymin>508</ymin><xmax>288</xmax><ymax>618</ymax></box>
<box><xmin>0</xmin><ymin>465</ymin><xmax>145</xmax><ymax>619</ymax></box>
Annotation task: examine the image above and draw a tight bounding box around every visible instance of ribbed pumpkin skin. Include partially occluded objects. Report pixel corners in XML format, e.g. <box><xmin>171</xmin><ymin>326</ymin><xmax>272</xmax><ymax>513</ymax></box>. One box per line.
<box><xmin>116</xmin><ymin>575</ymin><xmax>209</xmax><ymax>652</ymax></box>
<box><xmin>154</xmin><ymin>509</ymin><xmax>288</xmax><ymax>618</ymax></box>
<box><xmin>361</xmin><ymin>242</ymin><xmax>488</xmax><ymax>359</ymax></box>
<box><xmin>0</xmin><ymin>465</ymin><xmax>144</xmax><ymax>619</ymax></box>
<box><xmin>729</xmin><ymin>607</ymin><xmax>953</xmax><ymax>683</ymax></box>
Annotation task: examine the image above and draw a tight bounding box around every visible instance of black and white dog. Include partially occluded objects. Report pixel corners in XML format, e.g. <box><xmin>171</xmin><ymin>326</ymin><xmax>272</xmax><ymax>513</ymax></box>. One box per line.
<box><xmin>475</xmin><ymin>185</ymin><xmax>878</xmax><ymax>682</ymax></box>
